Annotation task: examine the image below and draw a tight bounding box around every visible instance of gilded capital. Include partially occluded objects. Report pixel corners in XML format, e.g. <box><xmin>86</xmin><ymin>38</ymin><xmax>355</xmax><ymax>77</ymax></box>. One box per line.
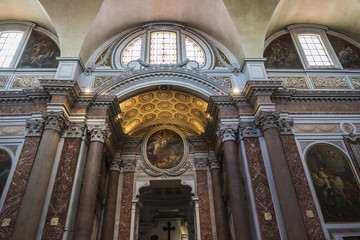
<box><xmin>254</xmin><ymin>111</ymin><xmax>280</xmax><ymax>131</ymax></box>
<box><xmin>42</xmin><ymin>111</ymin><xmax>69</xmax><ymax>133</ymax></box>
<box><xmin>216</xmin><ymin>124</ymin><xmax>238</xmax><ymax>142</ymax></box>
<box><xmin>88</xmin><ymin>124</ymin><xmax>111</xmax><ymax>143</ymax></box>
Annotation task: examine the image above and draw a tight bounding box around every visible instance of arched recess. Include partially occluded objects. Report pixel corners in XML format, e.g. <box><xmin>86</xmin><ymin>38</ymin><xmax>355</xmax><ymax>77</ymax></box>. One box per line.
<box><xmin>0</xmin><ymin>149</ymin><xmax>12</xmax><ymax>200</ymax></box>
<box><xmin>305</xmin><ymin>143</ymin><xmax>360</xmax><ymax>223</ymax></box>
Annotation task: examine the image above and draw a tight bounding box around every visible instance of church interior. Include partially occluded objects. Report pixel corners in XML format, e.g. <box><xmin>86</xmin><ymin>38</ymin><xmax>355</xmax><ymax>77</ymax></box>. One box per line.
<box><xmin>0</xmin><ymin>0</ymin><xmax>360</xmax><ymax>239</ymax></box>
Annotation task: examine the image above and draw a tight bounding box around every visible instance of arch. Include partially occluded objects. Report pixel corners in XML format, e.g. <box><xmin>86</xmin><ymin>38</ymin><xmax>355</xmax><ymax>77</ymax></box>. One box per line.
<box><xmin>0</xmin><ymin>148</ymin><xmax>12</xmax><ymax>200</ymax></box>
<box><xmin>95</xmin><ymin>68</ymin><xmax>230</xmax><ymax>99</ymax></box>
<box><xmin>305</xmin><ymin>143</ymin><xmax>360</xmax><ymax>223</ymax></box>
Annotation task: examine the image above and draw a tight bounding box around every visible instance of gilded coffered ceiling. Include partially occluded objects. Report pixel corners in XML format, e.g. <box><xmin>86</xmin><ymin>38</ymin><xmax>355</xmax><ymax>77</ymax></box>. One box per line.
<box><xmin>119</xmin><ymin>91</ymin><xmax>208</xmax><ymax>135</ymax></box>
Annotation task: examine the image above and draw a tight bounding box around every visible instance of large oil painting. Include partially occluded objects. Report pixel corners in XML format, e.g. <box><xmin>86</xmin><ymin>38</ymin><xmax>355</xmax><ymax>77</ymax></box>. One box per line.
<box><xmin>328</xmin><ymin>34</ymin><xmax>360</xmax><ymax>69</ymax></box>
<box><xmin>19</xmin><ymin>30</ymin><xmax>60</xmax><ymax>68</ymax></box>
<box><xmin>146</xmin><ymin>129</ymin><xmax>184</xmax><ymax>170</ymax></box>
<box><xmin>0</xmin><ymin>149</ymin><xmax>11</xmax><ymax>199</ymax></box>
<box><xmin>264</xmin><ymin>33</ymin><xmax>303</xmax><ymax>69</ymax></box>
<box><xmin>306</xmin><ymin>144</ymin><xmax>360</xmax><ymax>223</ymax></box>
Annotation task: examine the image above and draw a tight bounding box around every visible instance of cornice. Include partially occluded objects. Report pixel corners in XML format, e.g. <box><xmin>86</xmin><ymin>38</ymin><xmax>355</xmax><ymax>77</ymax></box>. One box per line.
<box><xmin>243</xmin><ymin>80</ymin><xmax>282</xmax><ymax>101</ymax></box>
<box><xmin>0</xmin><ymin>89</ymin><xmax>50</xmax><ymax>105</ymax></box>
<box><xmin>272</xmin><ymin>89</ymin><xmax>360</xmax><ymax>102</ymax></box>
<box><xmin>39</xmin><ymin>79</ymin><xmax>81</xmax><ymax>105</ymax></box>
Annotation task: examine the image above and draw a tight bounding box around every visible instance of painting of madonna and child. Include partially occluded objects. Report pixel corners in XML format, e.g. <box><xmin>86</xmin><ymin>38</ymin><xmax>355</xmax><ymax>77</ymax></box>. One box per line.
<box><xmin>146</xmin><ymin>129</ymin><xmax>184</xmax><ymax>170</ymax></box>
<box><xmin>306</xmin><ymin>144</ymin><xmax>360</xmax><ymax>223</ymax></box>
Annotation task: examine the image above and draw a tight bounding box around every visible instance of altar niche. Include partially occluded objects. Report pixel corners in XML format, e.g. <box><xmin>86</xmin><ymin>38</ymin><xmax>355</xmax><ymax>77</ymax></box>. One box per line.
<box><xmin>137</xmin><ymin>180</ymin><xmax>194</xmax><ymax>240</ymax></box>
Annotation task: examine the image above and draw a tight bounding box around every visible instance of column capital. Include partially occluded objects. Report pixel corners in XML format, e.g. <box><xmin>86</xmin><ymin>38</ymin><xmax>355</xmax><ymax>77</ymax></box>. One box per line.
<box><xmin>25</xmin><ymin>119</ymin><xmax>44</xmax><ymax>136</ymax></box>
<box><xmin>110</xmin><ymin>159</ymin><xmax>121</xmax><ymax>172</ymax></box>
<box><xmin>88</xmin><ymin>124</ymin><xmax>111</xmax><ymax>143</ymax></box>
<box><xmin>42</xmin><ymin>111</ymin><xmax>69</xmax><ymax>133</ymax></box>
<box><xmin>254</xmin><ymin>111</ymin><xmax>280</xmax><ymax>131</ymax></box>
<box><xmin>240</xmin><ymin>121</ymin><xmax>261</xmax><ymax>138</ymax></box>
<box><xmin>194</xmin><ymin>158</ymin><xmax>207</xmax><ymax>170</ymax></box>
<box><xmin>216</xmin><ymin>123</ymin><xmax>239</xmax><ymax>142</ymax></box>
<box><xmin>63</xmin><ymin>122</ymin><xmax>86</xmax><ymax>138</ymax></box>
<box><xmin>208</xmin><ymin>157</ymin><xmax>221</xmax><ymax>169</ymax></box>
<box><xmin>278</xmin><ymin>118</ymin><xmax>294</xmax><ymax>135</ymax></box>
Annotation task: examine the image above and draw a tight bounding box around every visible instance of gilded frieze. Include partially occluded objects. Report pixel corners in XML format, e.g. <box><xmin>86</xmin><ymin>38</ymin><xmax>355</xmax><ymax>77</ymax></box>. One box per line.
<box><xmin>12</xmin><ymin>76</ymin><xmax>54</xmax><ymax>88</ymax></box>
<box><xmin>311</xmin><ymin>76</ymin><xmax>349</xmax><ymax>89</ymax></box>
<box><xmin>294</xmin><ymin>124</ymin><xmax>340</xmax><ymax>133</ymax></box>
<box><xmin>269</xmin><ymin>76</ymin><xmax>308</xmax><ymax>88</ymax></box>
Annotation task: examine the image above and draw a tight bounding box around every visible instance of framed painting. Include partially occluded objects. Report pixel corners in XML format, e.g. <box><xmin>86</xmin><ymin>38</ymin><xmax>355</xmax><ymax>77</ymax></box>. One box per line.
<box><xmin>143</xmin><ymin>125</ymin><xmax>187</xmax><ymax>172</ymax></box>
<box><xmin>306</xmin><ymin>143</ymin><xmax>360</xmax><ymax>223</ymax></box>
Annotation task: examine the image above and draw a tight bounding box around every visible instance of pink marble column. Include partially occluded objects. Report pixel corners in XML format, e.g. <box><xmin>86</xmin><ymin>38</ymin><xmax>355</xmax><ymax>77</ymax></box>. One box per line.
<box><xmin>41</xmin><ymin>123</ymin><xmax>85</xmax><ymax>240</ymax></box>
<box><xmin>194</xmin><ymin>158</ymin><xmax>213</xmax><ymax>240</ymax></box>
<box><xmin>0</xmin><ymin>120</ymin><xmax>43</xmax><ymax>239</ymax></box>
<box><xmin>118</xmin><ymin>171</ymin><xmax>135</xmax><ymax>240</ymax></box>
<box><xmin>208</xmin><ymin>157</ymin><xmax>229</xmax><ymax>240</ymax></box>
<box><xmin>255</xmin><ymin>112</ymin><xmax>308</xmax><ymax>240</ymax></box>
<box><xmin>217</xmin><ymin>124</ymin><xmax>252</xmax><ymax>240</ymax></box>
<box><xmin>101</xmin><ymin>158</ymin><xmax>121</xmax><ymax>240</ymax></box>
<box><xmin>74</xmin><ymin>125</ymin><xmax>110</xmax><ymax>240</ymax></box>
<box><xmin>12</xmin><ymin>112</ymin><xmax>68</xmax><ymax>240</ymax></box>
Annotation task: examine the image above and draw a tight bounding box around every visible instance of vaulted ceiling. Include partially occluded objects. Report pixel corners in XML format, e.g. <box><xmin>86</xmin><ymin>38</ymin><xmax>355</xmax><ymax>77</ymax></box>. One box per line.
<box><xmin>1</xmin><ymin>0</ymin><xmax>359</xmax><ymax>64</ymax></box>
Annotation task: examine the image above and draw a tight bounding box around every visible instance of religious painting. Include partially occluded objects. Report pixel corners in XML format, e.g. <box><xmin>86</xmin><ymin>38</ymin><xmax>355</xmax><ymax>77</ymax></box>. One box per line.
<box><xmin>145</xmin><ymin>129</ymin><xmax>184</xmax><ymax>170</ymax></box>
<box><xmin>264</xmin><ymin>33</ymin><xmax>303</xmax><ymax>69</ymax></box>
<box><xmin>19</xmin><ymin>30</ymin><xmax>60</xmax><ymax>68</ymax></box>
<box><xmin>306</xmin><ymin>144</ymin><xmax>360</xmax><ymax>223</ymax></box>
<box><xmin>328</xmin><ymin>34</ymin><xmax>360</xmax><ymax>69</ymax></box>
<box><xmin>0</xmin><ymin>149</ymin><xmax>11</xmax><ymax>199</ymax></box>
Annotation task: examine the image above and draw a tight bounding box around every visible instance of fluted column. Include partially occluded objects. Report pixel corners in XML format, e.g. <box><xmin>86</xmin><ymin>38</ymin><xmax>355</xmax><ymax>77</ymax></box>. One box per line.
<box><xmin>74</xmin><ymin>125</ymin><xmax>111</xmax><ymax>240</ymax></box>
<box><xmin>216</xmin><ymin>124</ymin><xmax>251</xmax><ymax>240</ymax></box>
<box><xmin>208</xmin><ymin>156</ymin><xmax>229</xmax><ymax>240</ymax></box>
<box><xmin>13</xmin><ymin>112</ymin><xmax>68</xmax><ymax>240</ymax></box>
<box><xmin>101</xmin><ymin>157</ymin><xmax>121</xmax><ymax>240</ymax></box>
<box><xmin>255</xmin><ymin>111</ymin><xmax>308</xmax><ymax>240</ymax></box>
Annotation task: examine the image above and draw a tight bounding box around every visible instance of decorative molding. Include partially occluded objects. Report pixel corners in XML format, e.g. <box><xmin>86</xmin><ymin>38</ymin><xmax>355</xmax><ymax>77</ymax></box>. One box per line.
<box><xmin>0</xmin><ymin>126</ymin><xmax>25</xmax><ymax>136</ymax></box>
<box><xmin>142</xmin><ymin>22</ymin><xmax>185</xmax><ymax>31</ymax></box>
<box><xmin>122</xmin><ymin>159</ymin><xmax>136</xmax><ymax>172</ymax></box>
<box><xmin>39</xmin><ymin>79</ymin><xmax>81</xmax><ymax>105</ymax></box>
<box><xmin>240</xmin><ymin>121</ymin><xmax>260</xmax><ymax>138</ymax></box>
<box><xmin>43</xmin><ymin>111</ymin><xmax>69</xmax><ymax>133</ymax></box>
<box><xmin>350</xmin><ymin>143</ymin><xmax>360</xmax><ymax>167</ymax></box>
<box><xmin>93</xmin><ymin>76</ymin><xmax>116</xmax><ymax>88</ymax></box>
<box><xmin>216</xmin><ymin>123</ymin><xmax>238</xmax><ymax>142</ymax></box>
<box><xmin>26</xmin><ymin>119</ymin><xmax>44</xmax><ymax>136</ymax></box>
<box><xmin>194</xmin><ymin>158</ymin><xmax>207</xmax><ymax>170</ymax></box>
<box><xmin>293</xmin><ymin>124</ymin><xmax>340</xmax><ymax>133</ymax></box>
<box><xmin>243</xmin><ymin>80</ymin><xmax>282</xmax><ymax>101</ymax></box>
<box><xmin>12</xmin><ymin>76</ymin><xmax>54</xmax><ymax>88</ymax></box>
<box><xmin>277</xmin><ymin>118</ymin><xmax>294</xmax><ymax>135</ymax></box>
<box><xmin>350</xmin><ymin>77</ymin><xmax>360</xmax><ymax>89</ymax></box>
<box><xmin>0</xmin><ymin>89</ymin><xmax>50</xmax><ymax>105</ymax></box>
<box><xmin>208</xmin><ymin>157</ymin><xmax>221</xmax><ymax>169</ymax></box>
<box><xmin>127</xmin><ymin>58</ymin><xmax>200</xmax><ymax>71</ymax></box>
<box><xmin>311</xmin><ymin>76</ymin><xmax>349</xmax><ymax>89</ymax></box>
<box><xmin>0</xmin><ymin>76</ymin><xmax>9</xmax><ymax>87</ymax></box>
<box><xmin>110</xmin><ymin>159</ymin><xmax>121</xmax><ymax>172</ymax></box>
<box><xmin>2</xmin><ymin>145</ymin><xmax>19</xmax><ymax>155</ymax></box>
<box><xmin>272</xmin><ymin>89</ymin><xmax>360</xmax><ymax>102</ymax></box>
<box><xmin>88</xmin><ymin>124</ymin><xmax>111</xmax><ymax>143</ymax></box>
<box><xmin>254</xmin><ymin>111</ymin><xmax>280</xmax><ymax>131</ymax></box>
<box><xmin>269</xmin><ymin>77</ymin><xmax>309</xmax><ymax>89</ymax></box>
<box><xmin>210</xmin><ymin>76</ymin><xmax>232</xmax><ymax>89</ymax></box>
<box><xmin>63</xmin><ymin>122</ymin><xmax>86</xmax><ymax>138</ymax></box>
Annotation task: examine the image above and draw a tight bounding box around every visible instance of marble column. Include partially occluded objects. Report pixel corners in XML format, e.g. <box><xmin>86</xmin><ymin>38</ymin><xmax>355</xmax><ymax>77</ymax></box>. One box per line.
<box><xmin>216</xmin><ymin>124</ymin><xmax>251</xmax><ymax>240</ymax></box>
<box><xmin>208</xmin><ymin>157</ymin><xmax>229</xmax><ymax>240</ymax></box>
<box><xmin>73</xmin><ymin>125</ymin><xmax>110</xmax><ymax>240</ymax></box>
<box><xmin>255</xmin><ymin>111</ymin><xmax>308</xmax><ymax>240</ymax></box>
<box><xmin>12</xmin><ymin>112</ymin><xmax>68</xmax><ymax>240</ymax></box>
<box><xmin>0</xmin><ymin>119</ymin><xmax>44</xmax><ymax>239</ymax></box>
<box><xmin>101</xmin><ymin>158</ymin><xmax>121</xmax><ymax>240</ymax></box>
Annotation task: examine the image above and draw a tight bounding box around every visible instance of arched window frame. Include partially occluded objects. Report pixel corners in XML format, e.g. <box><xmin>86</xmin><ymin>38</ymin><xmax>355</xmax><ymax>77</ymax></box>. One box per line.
<box><xmin>0</xmin><ymin>20</ymin><xmax>35</xmax><ymax>69</ymax></box>
<box><xmin>110</xmin><ymin>22</ymin><xmax>216</xmax><ymax>69</ymax></box>
<box><xmin>288</xmin><ymin>24</ymin><xmax>343</xmax><ymax>70</ymax></box>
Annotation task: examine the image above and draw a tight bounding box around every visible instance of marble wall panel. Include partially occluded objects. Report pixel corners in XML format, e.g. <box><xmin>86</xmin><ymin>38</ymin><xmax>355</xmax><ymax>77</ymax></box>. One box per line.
<box><xmin>0</xmin><ymin>126</ymin><xmax>25</xmax><ymax>135</ymax></box>
<box><xmin>41</xmin><ymin>138</ymin><xmax>82</xmax><ymax>240</ymax></box>
<box><xmin>280</xmin><ymin>135</ymin><xmax>325</xmax><ymax>240</ymax></box>
<box><xmin>243</xmin><ymin>138</ymin><xmax>280</xmax><ymax>240</ymax></box>
<box><xmin>343</xmin><ymin>137</ymin><xmax>360</xmax><ymax>175</ymax></box>
<box><xmin>0</xmin><ymin>137</ymin><xmax>41</xmax><ymax>239</ymax></box>
<box><xmin>118</xmin><ymin>172</ymin><xmax>134</xmax><ymax>240</ymax></box>
<box><xmin>196</xmin><ymin>170</ymin><xmax>213</xmax><ymax>240</ymax></box>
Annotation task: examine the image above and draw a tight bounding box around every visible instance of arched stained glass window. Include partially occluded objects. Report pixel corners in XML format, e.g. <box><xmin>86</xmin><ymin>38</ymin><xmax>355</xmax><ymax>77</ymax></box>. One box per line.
<box><xmin>0</xmin><ymin>31</ymin><xmax>23</xmax><ymax>67</ymax></box>
<box><xmin>122</xmin><ymin>37</ymin><xmax>142</xmax><ymax>65</ymax></box>
<box><xmin>150</xmin><ymin>32</ymin><xmax>177</xmax><ymax>64</ymax></box>
<box><xmin>0</xmin><ymin>149</ymin><xmax>11</xmax><ymax>199</ymax></box>
<box><xmin>185</xmin><ymin>37</ymin><xmax>204</xmax><ymax>65</ymax></box>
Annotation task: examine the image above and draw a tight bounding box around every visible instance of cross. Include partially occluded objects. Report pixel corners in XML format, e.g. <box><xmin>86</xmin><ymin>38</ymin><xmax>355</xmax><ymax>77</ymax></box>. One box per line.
<box><xmin>163</xmin><ymin>221</ymin><xmax>175</xmax><ymax>240</ymax></box>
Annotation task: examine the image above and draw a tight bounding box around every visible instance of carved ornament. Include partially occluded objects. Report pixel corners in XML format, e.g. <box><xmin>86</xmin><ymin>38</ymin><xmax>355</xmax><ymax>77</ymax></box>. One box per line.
<box><xmin>254</xmin><ymin>111</ymin><xmax>280</xmax><ymax>131</ymax></box>
<box><xmin>63</xmin><ymin>122</ymin><xmax>86</xmax><ymax>138</ymax></box>
<box><xmin>208</xmin><ymin>157</ymin><xmax>221</xmax><ymax>169</ymax></box>
<box><xmin>216</xmin><ymin>124</ymin><xmax>238</xmax><ymax>142</ymax></box>
<box><xmin>269</xmin><ymin>77</ymin><xmax>309</xmax><ymax>89</ymax></box>
<box><xmin>42</xmin><ymin>111</ymin><xmax>69</xmax><ymax>133</ymax></box>
<box><xmin>240</xmin><ymin>121</ymin><xmax>260</xmax><ymax>138</ymax></box>
<box><xmin>26</xmin><ymin>119</ymin><xmax>44</xmax><ymax>136</ymax></box>
<box><xmin>311</xmin><ymin>76</ymin><xmax>349</xmax><ymax>89</ymax></box>
<box><xmin>88</xmin><ymin>124</ymin><xmax>111</xmax><ymax>143</ymax></box>
<box><xmin>277</xmin><ymin>118</ymin><xmax>294</xmax><ymax>135</ymax></box>
<box><xmin>194</xmin><ymin>158</ymin><xmax>207</xmax><ymax>170</ymax></box>
<box><xmin>110</xmin><ymin>159</ymin><xmax>121</xmax><ymax>172</ymax></box>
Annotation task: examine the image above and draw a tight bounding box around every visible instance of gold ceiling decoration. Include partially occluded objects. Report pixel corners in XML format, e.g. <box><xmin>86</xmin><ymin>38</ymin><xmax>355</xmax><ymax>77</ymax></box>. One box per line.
<box><xmin>119</xmin><ymin>91</ymin><xmax>208</xmax><ymax>135</ymax></box>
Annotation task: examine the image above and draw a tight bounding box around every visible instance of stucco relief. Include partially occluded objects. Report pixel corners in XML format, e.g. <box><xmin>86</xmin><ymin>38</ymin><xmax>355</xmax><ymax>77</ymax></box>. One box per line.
<box><xmin>269</xmin><ymin>76</ymin><xmax>309</xmax><ymax>88</ymax></box>
<box><xmin>210</xmin><ymin>76</ymin><xmax>232</xmax><ymax>89</ymax></box>
<box><xmin>294</xmin><ymin>124</ymin><xmax>340</xmax><ymax>133</ymax></box>
<box><xmin>350</xmin><ymin>77</ymin><xmax>360</xmax><ymax>89</ymax></box>
<box><xmin>311</xmin><ymin>76</ymin><xmax>349</xmax><ymax>89</ymax></box>
<box><xmin>93</xmin><ymin>75</ymin><xmax>116</xmax><ymax>87</ymax></box>
<box><xmin>12</xmin><ymin>76</ymin><xmax>54</xmax><ymax>88</ymax></box>
<box><xmin>0</xmin><ymin>126</ymin><xmax>25</xmax><ymax>135</ymax></box>
<box><xmin>0</xmin><ymin>76</ymin><xmax>9</xmax><ymax>87</ymax></box>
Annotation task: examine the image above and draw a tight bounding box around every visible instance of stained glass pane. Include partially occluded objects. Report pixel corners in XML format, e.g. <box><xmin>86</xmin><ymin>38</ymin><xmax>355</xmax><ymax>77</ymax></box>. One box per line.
<box><xmin>185</xmin><ymin>37</ymin><xmax>204</xmax><ymax>65</ymax></box>
<box><xmin>150</xmin><ymin>32</ymin><xmax>177</xmax><ymax>64</ymax></box>
<box><xmin>0</xmin><ymin>31</ymin><xmax>23</xmax><ymax>67</ymax></box>
<box><xmin>122</xmin><ymin>37</ymin><xmax>142</xmax><ymax>65</ymax></box>
<box><xmin>298</xmin><ymin>34</ymin><xmax>333</xmax><ymax>66</ymax></box>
